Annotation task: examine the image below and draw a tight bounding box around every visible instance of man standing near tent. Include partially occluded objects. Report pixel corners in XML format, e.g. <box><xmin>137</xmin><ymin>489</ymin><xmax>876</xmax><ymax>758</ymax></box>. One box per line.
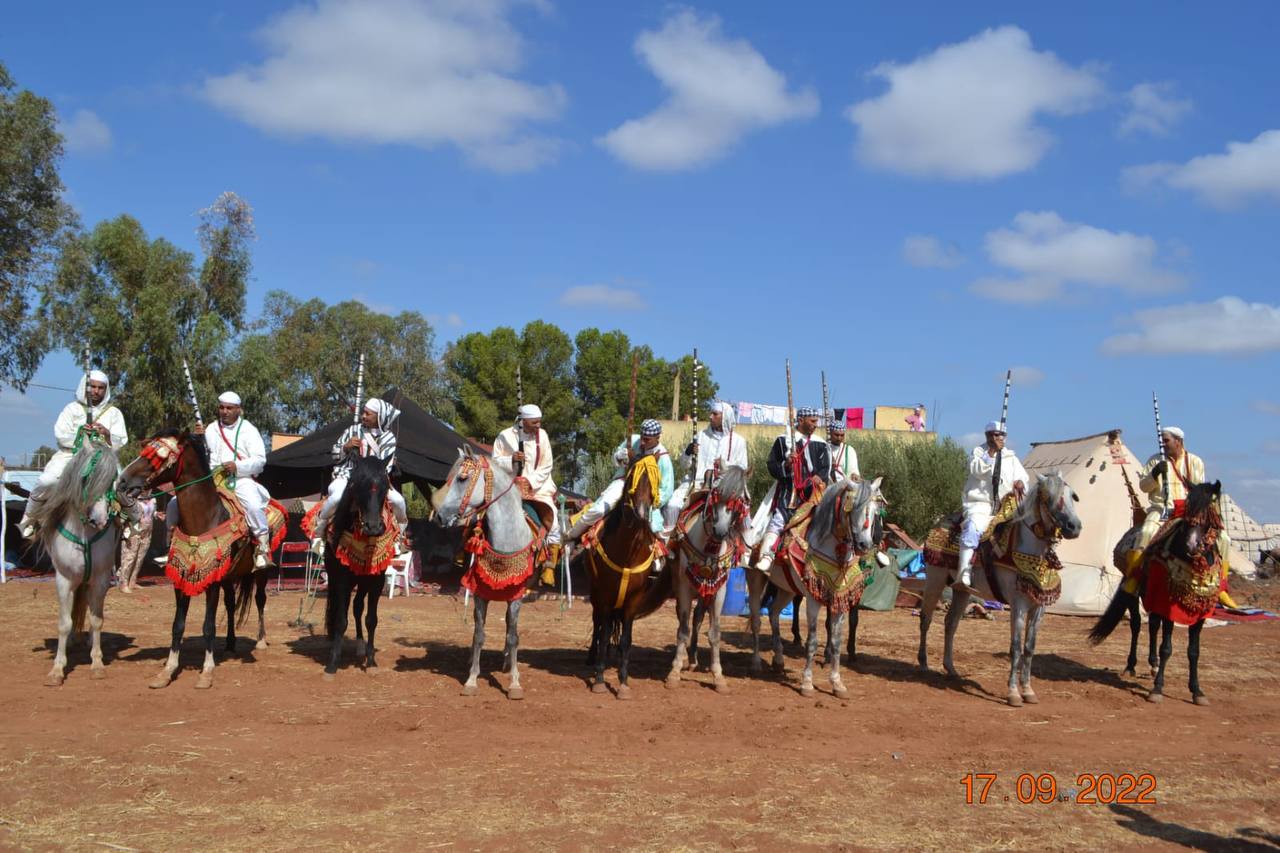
<box><xmin>755</xmin><ymin>406</ymin><xmax>831</xmax><ymax>574</ymax></box>
<box><xmin>954</xmin><ymin>420</ymin><xmax>1028</xmax><ymax>596</ymax></box>
<box><xmin>195</xmin><ymin>392</ymin><xmax>274</xmax><ymax>569</ymax></box>
<box><xmin>828</xmin><ymin>421</ymin><xmax>859</xmax><ymax>483</ymax></box>
<box><xmin>665</xmin><ymin>400</ymin><xmax>750</xmax><ymax>532</ymax></box>
<box><xmin>311</xmin><ymin>399</ymin><xmax>408</xmax><ymax>553</ymax></box>
<box><xmin>492</xmin><ymin>404</ymin><xmax>560</xmax><ymax>545</ymax></box>
<box><xmin>19</xmin><ymin>369</ymin><xmax>128</xmax><ymax>538</ymax></box>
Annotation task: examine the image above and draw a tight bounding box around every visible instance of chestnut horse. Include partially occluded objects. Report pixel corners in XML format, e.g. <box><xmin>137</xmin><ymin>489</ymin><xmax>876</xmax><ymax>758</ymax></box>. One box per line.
<box><xmin>575</xmin><ymin>455</ymin><xmax>672</xmax><ymax>699</ymax></box>
<box><xmin>118</xmin><ymin>432</ymin><xmax>276</xmax><ymax>690</ymax></box>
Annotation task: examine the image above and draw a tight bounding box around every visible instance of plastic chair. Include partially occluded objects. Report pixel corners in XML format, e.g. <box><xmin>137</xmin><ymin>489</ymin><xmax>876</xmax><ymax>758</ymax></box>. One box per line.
<box><xmin>276</xmin><ymin>541</ymin><xmax>314</xmax><ymax>592</ymax></box>
<box><xmin>385</xmin><ymin>555</ymin><xmax>411</xmax><ymax>598</ymax></box>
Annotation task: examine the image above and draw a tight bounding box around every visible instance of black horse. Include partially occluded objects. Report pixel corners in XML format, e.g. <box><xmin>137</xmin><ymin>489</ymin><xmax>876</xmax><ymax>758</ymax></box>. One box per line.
<box><xmin>323</xmin><ymin>455</ymin><xmax>392</xmax><ymax>676</ymax></box>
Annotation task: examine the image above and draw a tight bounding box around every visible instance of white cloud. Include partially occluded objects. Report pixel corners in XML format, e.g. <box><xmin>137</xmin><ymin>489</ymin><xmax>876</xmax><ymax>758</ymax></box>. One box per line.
<box><xmin>1262</xmin><ymin>440</ymin><xmax>1280</xmax><ymax>454</ymax></box>
<box><xmin>202</xmin><ymin>0</ymin><xmax>566</xmax><ymax>172</ymax></box>
<box><xmin>846</xmin><ymin>26</ymin><xmax>1103</xmax><ymax>180</ymax></box>
<box><xmin>970</xmin><ymin>210</ymin><xmax>1184</xmax><ymax>303</ymax></box>
<box><xmin>1119</xmin><ymin>82</ymin><xmax>1192</xmax><ymax>138</ymax></box>
<box><xmin>355</xmin><ymin>293</ymin><xmax>397</xmax><ymax>315</ymax></box>
<box><xmin>956</xmin><ymin>432</ymin><xmax>985</xmax><ymax>449</ymax></box>
<box><xmin>1101</xmin><ymin>297</ymin><xmax>1280</xmax><ymax>355</ymax></box>
<box><xmin>1123</xmin><ymin>129</ymin><xmax>1280</xmax><ymax>208</ymax></box>
<box><xmin>902</xmin><ymin>235</ymin><xmax>964</xmax><ymax>268</ymax></box>
<box><xmin>1007</xmin><ymin>366</ymin><xmax>1045</xmax><ymax>388</ymax></box>
<box><xmin>59</xmin><ymin>109</ymin><xmax>113</xmax><ymax>153</ymax></box>
<box><xmin>598</xmin><ymin>9</ymin><xmax>818</xmax><ymax>171</ymax></box>
<box><xmin>559</xmin><ymin>284</ymin><xmax>647</xmax><ymax>310</ymax></box>
<box><xmin>1254</xmin><ymin>401</ymin><xmax>1280</xmax><ymax>416</ymax></box>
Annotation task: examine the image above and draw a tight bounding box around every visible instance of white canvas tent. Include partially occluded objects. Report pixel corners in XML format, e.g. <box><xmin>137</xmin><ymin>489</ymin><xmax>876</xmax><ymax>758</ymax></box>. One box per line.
<box><xmin>1023</xmin><ymin>429</ymin><xmax>1259</xmax><ymax>615</ymax></box>
<box><xmin>1219</xmin><ymin>493</ymin><xmax>1277</xmax><ymax>575</ymax></box>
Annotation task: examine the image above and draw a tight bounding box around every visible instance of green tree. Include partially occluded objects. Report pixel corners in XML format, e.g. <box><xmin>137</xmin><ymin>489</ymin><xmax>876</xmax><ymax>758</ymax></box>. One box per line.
<box><xmin>0</xmin><ymin>62</ymin><xmax>74</xmax><ymax>388</ymax></box>
<box><xmin>40</xmin><ymin>195</ymin><xmax>253</xmax><ymax>439</ymax></box>
<box><xmin>232</xmin><ymin>291</ymin><xmax>453</xmax><ymax>434</ymax></box>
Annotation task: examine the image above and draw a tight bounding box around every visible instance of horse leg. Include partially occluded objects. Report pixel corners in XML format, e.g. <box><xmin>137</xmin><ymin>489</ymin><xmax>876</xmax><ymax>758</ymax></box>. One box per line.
<box><xmin>324</xmin><ymin>569</ymin><xmax>351</xmax><ymax>677</ymax></box>
<box><xmin>462</xmin><ymin>597</ymin><xmax>487</xmax><ymax>696</ymax></box>
<box><xmin>1188</xmin><ymin>620</ymin><xmax>1208</xmax><ymax>705</ymax></box>
<box><xmin>790</xmin><ymin>595</ymin><xmax>803</xmax><ymax>646</ymax></box>
<box><xmin>353</xmin><ymin>586</ymin><xmax>367</xmax><ymax>658</ymax></box>
<box><xmin>504</xmin><ymin>599</ymin><xmax>524</xmax><ymax>700</ymax></box>
<box><xmin>667</xmin><ymin>574</ymin><xmax>692</xmax><ymax>688</ymax></box>
<box><xmin>45</xmin><ymin>570</ymin><xmax>76</xmax><ymax>686</ymax></box>
<box><xmin>768</xmin><ymin>587</ymin><xmax>787</xmax><ymax>674</ymax></box>
<box><xmin>799</xmin><ymin>596</ymin><xmax>820</xmax><ymax>697</ymax></box>
<box><xmin>917</xmin><ymin>565</ymin><xmax>946</xmax><ymax>672</ymax></box>
<box><xmin>591</xmin><ymin>611</ymin><xmax>609</xmax><ymax>694</ymax></box>
<box><xmin>1020</xmin><ymin>602</ymin><xmax>1043</xmax><ymax>704</ymax></box>
<box><xmin>1123</xmin><ymin>598</ymin><xmax>1141</xmax><ymax>676</ymax></box>
<box><xmin>709</xmin><ymin>584</ymin><xmax>729</xmax><ymax>694</ymax></box>
<box><xmin>1147</xmin><ymin>617</ymin><xmax>1174</xmax><ymax>703</ymax></box>
<box><xmin>846</xmin><ymin>607</ymin><xmax>860</xmax><ymax>664</ymax></box>
<box><xmin>616</xmin><ymin>618</ymin><xmax>634</xmax><ymax>700</ymax></box>
<box><xmin>87</xmin><ymin>559</ymin><xmax>111</xmax><ymax>680</ymax></box>
<box><xmin>941</xmin><ymin>584</ymin><xmax>969</xmax><ymax>679</ymax></box>
<box><xmin>1147</xmin><ymin>616</ymin><xmax>1160</xmax><ymax>679</ymax></box>
<box><xmin>1005</xmin><ymin>594</ymin><xmax>1026</xmax><ymax>707</ymax></box>
<box><xmin>747</xmin><ymin>570</ymin><xmax>765</xmax><ymax>675</ymax></box>
<box><xmin>196</xmin><ymin>585</ymin><xmax>221</xmax><ymax>689</ymax></box>
<box><xmin>688</xmin><ymin>596</ymin><xmax>706</xmax><ymax>672</ymax></box>
<box><xmin>150</xmin><ymin>589</ymin><xmax>190</xmax><ymax>689</ymax></box>
<box><xmin>829</xmin><ymin>611</ymin><xmax>849</xmax><ymax>699</ymax></box>
<box><xmin>222</xmin><ymin>577</ymin><xmax>237</xmax><ymax>654</ymax></box>
<box><xmin>254</xmin><ymin>571</ymin><xmax>269</xmax><ymax>650</ymax></box>
<box><xmin>364</xmin><ymin>576</ymin><xmax>385</xmax><ymax>671</ymax></box>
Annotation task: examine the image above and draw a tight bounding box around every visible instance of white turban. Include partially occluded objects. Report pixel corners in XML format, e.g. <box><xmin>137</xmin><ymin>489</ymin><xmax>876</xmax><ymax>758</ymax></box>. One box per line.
<box><xmin>518</xmin><ymin>404</ymin><xmax>542</xmax><ymax>420</ymax></box>
<box><xmin>984</xmin><ymin>420</ymin><xmax>1006</xmax><ymax>434</ymax></box>
<box><xmin>76</xmin><ymin>371</ymin><xmax>111</xmax><ymax>407</ymax></box>
<box><xmin>218</xmin><ymin>391</ymin><xmax>241</xmax><ymax>406</ymax></box>
<box><xmin>364</xmin><ymin>398</ymin><xmax>400</xmax><ymax>431</ymax></box>
<box><xmin>711</xmin><ymin>400</ymin><xmax>735</xmax><ymax>431</ymax></box>
<box><xmin>1161</xmin><ymin>426</ymin><xmax>1185</xmax><ymax>440</ymax></box>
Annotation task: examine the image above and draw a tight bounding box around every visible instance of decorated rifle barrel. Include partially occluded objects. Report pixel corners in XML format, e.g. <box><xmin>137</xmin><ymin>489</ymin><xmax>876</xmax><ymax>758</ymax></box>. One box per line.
<box><xmin>514</xmin><ymin>364</ymin><xmax>525</xmax><ymax>477</ymax></box>
<box><xmin>181</xmin><ymin>357</ymin><xmax>204</xmax><ymax>427</ymax></box>
<box><xmin>991</xmin><ymin>369</ymin><xmax>1012</xmax><ymax>509</ymax></box>
<box><xmin>821</xmin><ymin>370</ymin><xmax>830</xmax><ymax>437</ymax></box>
<box><xmin>1153</xmin><ymin>391</ymin><xmax>1169</xmax><ymax>518</ymax></box>
<box><xmin>353</xmin><ymin>352</ymin><xmax>365</xmax><ymax>426</ymax></box>
<box><xmin>689</xmin><ymin>347</ymin><xmax>700</xmax><ymax>484</ymax></box>
<box><xmin>785</xmin><ymin>358</ymin><xmax>795</xmax><ymax>449</ymax></box>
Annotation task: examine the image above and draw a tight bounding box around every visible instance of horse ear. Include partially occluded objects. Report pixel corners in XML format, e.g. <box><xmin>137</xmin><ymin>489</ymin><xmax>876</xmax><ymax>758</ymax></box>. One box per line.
<box><xmin>1036</xmin><ymin>472</ymin><xmax>1046</xmax><ymax>484</ymax></box>
<box><xmin>869</xmin><ymin>476</ymin><xmax>883</xmax><ymax>493</ymax></box>
<box><xmin>1212</xmin><ymin>480</ymin><xmax>1221</xmax><ymax>496</ymax></box>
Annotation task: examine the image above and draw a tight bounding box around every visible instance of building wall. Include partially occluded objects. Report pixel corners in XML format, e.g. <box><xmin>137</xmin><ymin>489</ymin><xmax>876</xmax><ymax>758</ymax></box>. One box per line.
<box><xmin>874</xmin><ymin>405</ymin><xmax>927</xmax><ymax>432</ymax></box>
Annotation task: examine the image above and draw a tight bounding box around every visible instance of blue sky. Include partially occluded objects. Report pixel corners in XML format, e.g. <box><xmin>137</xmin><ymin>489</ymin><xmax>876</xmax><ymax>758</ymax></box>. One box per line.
<box><xmin>2</xmin><ymin>2</ymin><xmax>1278</xmax><ymax>520</ymax></box>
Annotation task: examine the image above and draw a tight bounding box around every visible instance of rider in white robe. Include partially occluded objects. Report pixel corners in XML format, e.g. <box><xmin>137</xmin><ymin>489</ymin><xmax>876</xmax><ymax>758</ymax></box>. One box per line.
<box><xmin>491</xmin><ymin>403</ymin><xmax>560</xmax><ymax>544</ymax></box>
<box><xmin>665</xmin><ymin>401</ymin><xmax>750</xmax><ymax>532</ymax></box>
<box><xmin>311</xmin><ymin>398</ymin><xmax>408</xmax><ymax>552</ymax></box>
<box><xmin>955</xmin><ymin>420</ymin><xmax>1028</xmax><ymax>595</ymax></box>
<box><xmin>828</xmin><ymin>421</ymin><xmax>860</xmax><ymax>482</ymax></box>
<box><xmin>19</xmin><ymin>370</ymin><xmax>128</xmax><ymax>537</ymax></box>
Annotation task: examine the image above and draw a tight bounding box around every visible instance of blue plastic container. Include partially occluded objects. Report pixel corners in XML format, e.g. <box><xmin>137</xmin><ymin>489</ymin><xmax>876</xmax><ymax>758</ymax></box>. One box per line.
<box><xmin>723</xmin><ymin>567</ymin><xmax>794</xmax><ymax>618</ymax></box>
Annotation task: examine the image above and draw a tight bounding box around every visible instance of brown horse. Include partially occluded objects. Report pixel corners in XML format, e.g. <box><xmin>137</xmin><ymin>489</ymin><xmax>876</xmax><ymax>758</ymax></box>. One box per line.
<box><xmin>117</xmin><ymin>431</ymin><xmax>281</xmax><ymax>689</ymax></box>
<box><xmin>575</xmin><ymin>455</ymin><xmax>672</xmax><ymax>699</ymax></box>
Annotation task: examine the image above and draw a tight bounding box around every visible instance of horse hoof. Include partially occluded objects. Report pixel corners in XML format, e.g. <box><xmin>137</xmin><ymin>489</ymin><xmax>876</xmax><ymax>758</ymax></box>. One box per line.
<box><xmin>714</xmin><ymin>680</ymin><xmax>731</xmax><ymax>696</ymax></box>
<box><xmin>832</xmin><ymin>685</ymin><xmax>849</xmax><ymax>700</ymax></box>
<box><xmin>800</xmin><ymin>684</ymin><xmax>815</xmax><ymax>698</ymax></box>
<box><xmin>665</xmin><ymin>676</ymin><xmax>681</xmax><ymax>690</ymax></box>
<box><xmin>1192</xmin><ymin>693</ymin><xmax>1210</xmax><ymax>707</ymax></box>
<box><xmin>1122</xmin><ymin>667</ymin><xmax>1136</xmax><ymax>677</ymax></box>
<box><xmin>461</xmin><ymin>684</ymin><xmax>478</xmax><ymax>696</ymax></box>
<box><xmin>44</xmin><ymin>672</ymin><xmax>65</xmax><ymax>688</ymax></box>
<box><xmin>507</xmin><ymin>686</ymin><xmax>524</xmax><ymax>701</ymax></box>
<box><xmin>255</xmin><ymin>639</ymin><xmax>269</xmax><ymax>651</ymax></box>
<box><xmin>354</xmin><ymin>640</ymin><xmax>366</xmax><ymax>656</ymax></box>
<box><xmin>148</xmin><ymin>671</ymin><xmax>173</xmax><ymax>690</ymax></box>
<box><xmin>90</xmin><ymin>667</ymin><xmax>107</xmax><ymax>681</ymax></box>
<box><xmin>771</xmin><ymin>661</ymin><xmax>786</xmax><ymax>675</ymax></box>
<box><xmin>944</xmin><ymin>667</ymin><xmax>960</xmax><ymax>680</ymax></box>
<box><xmin>1147</xmin><ymin>668</ymin><xmax>1158</xmax><ymax>680</ymax></box>
<box><xmin>195</xmin><ymin>671</ymin><xmax>214</xmax><ymax>690</ymax></box>
<box><xmin>1007</xmin><ymin>693</ymin><xmax>1023</xmax><ymax>708</ymax></box>
<box><xmin>591</xmin><ymin>682</ymin><xmax>609</xmax><ymax>695</ymax></box>
<box><xmin>616</xmin><ymin>684</ymin><xmax>633</xmax><ymax>701</ymax></box>
<box><xmin>1146</xmin><ymin>691</ymin><xmax>1163</xmax><ymax>704</ymax></box>
<box><xmin>749</xmin><ymin>660</ymin><xmax>763</xmax><ymax>675</ymax></box>
<box><xmin>1021</xmin><ymin>691</ymin><xmax>1039</xmax><ymax>705</ymax></box>
<box><xmin>365</xmin><ymin>664</ymin><xmax>380</xmax><ymax>676</ymax></box>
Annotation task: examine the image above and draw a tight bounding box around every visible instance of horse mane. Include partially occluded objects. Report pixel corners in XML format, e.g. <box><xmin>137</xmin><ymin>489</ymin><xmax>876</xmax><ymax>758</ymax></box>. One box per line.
<box><xmin>27</xmin><ymin>441</ymin><xmax>120</xmax><ymax>532</ymax></box>
<box><xmin>1183</xmin><ymin>481</ymin><xmax>1220</xmax><ymax>522</ymax></box>
<box><xmin>715</xmin><ymin>464</ymin><xmax>748</xmax><ymax>499</ymax></box>
<box><xmin>151</xmin><ymin>428</ymin><xmax>211</xmax><ymax>476</ymax></box>
<box><xmin>603</xmin><ymin>456</ymin><xmax>651</xmax><ymax>538</ymax></box>
<box><xmin>332</xmin><ymin>455</ymin><xmax>389</xmax><ymax>536</ymax></box>
<box><xmin>808</xmin><ymin>478</ymin><xmax>860</xmax><ymax>545</ymax></box>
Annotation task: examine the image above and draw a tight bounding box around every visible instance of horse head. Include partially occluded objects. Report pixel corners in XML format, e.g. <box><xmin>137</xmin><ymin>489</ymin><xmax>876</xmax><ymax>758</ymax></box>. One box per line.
<box><xmin>1031</xmin><ymin>470</ymin><xmax>1082</xmax><ymax>540</ymax></box>
<box><xmin>705</xmin><ymin>465</ymin><xmax>750</xmax><ymax>541</ymax></box>
<box><xmin>1173</xmin><ymin>480</ymin><xmax>1222</xmax><ymax>559</ymax></box>
<box><xmin>118</xmin><ymin>430</ymin><xmax>205</xmax><ymax>500</ymax></box>
<box><xmin>813</xmin><ymin>476</ymin><xmax>885</xmax><ymax>558</ymax></box>
<box><xmin>622</xmin><ymin>455</ymin><xmax>656</xmax><ymax>523</ymax></box>
<box><xmin>31</xmin><ymin>440</ymin><xmax>121</xmax><ymax>536</ymax></box>
<box><xmin>338</xmin><ymin>455</ymin><xmax>390</xmax><ymax>538</ymax></box>
<box><xmin>435</xmin><ymin>446</ymin><xmax>492</xmax><ymax>528</ymax></box>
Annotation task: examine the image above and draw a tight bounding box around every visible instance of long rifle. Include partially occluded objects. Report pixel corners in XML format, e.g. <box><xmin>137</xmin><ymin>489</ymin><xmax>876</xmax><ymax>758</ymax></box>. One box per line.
<box><xmin>687</xmin><ymin>348</ymin><xmax>700</xmax><ymax>486</ymax></box>
<box><xmin>1153</xmin><ymin>391</ymin><xmax>1169</xmax><ymax>520</ymax></box>
<box><xmin>514</xmin><ymin>364</ymin><xmax>525</xmax><ymax>477</ymax></box>
<box><xmin>991</xmin><ymin>369</ymin><xmax>1012</xmax><ymax>510</ymax></box>
<box><xmin>353</xmin><ymin>353</ymin><xmax>365</xmax><ymax>426</ymax></box>
<box><xmin>181</xmin><ymin>357</ymin><xmax>204</xmax><ymax>428</ymax></box>
<box><xmin>821</xmin><ymin>370</ymin><xmax>830</xmax><ymax>440</ymax></box>
<box><xmin>625</xmin><ymin>352</ymin><xmax>639</xmax><ymax>462</ymax></box>
<box><xmin>784</xmin><ymin>359</ymin><xmax>795</xmax><ymax>450</ymax></box>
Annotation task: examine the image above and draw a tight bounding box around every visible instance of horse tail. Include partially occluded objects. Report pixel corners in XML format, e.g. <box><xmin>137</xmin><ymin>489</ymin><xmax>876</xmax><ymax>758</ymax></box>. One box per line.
<box><xmin>630</xmin><ymin>555</ymin><xmax>674</xmax><ymax>621</ymax></box>
<box><xmin>71</xmin><ymin>581</ymin><xmax>90</xmax><ymax>635</ymax></box>
<box><xmin>325</xmin><ymin>562</ymin><xmax>342</xmax><ymax>640</ymax></box>
<box><xmin>1088</xmin><ymin>587</ymin><xmax>1139</xmax><ymax>645</ymax></box>
<box><xmin>234</xmin><ymin>573</ymin><xmax>256</xmax><ymax>628</ymax></box>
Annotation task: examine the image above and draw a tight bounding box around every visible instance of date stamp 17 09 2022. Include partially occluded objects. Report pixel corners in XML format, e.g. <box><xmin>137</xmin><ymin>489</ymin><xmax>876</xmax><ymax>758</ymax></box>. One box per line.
<box><xmin>961</xmin><ymin>773</ymin><xmax>1158</xmax><ymax>805</ymax></box>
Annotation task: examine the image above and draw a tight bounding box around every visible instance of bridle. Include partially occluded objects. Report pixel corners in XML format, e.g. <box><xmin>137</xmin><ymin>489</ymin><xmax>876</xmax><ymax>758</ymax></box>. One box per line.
<box><xmin>444</xmin><ymin>455</ymin><xmax>515</xmax><ymax>529</ymax></box>
<box><xmin>829</xmin><ymin>481</ymin><xmax>884</xmax><ymax>562</ymax></box>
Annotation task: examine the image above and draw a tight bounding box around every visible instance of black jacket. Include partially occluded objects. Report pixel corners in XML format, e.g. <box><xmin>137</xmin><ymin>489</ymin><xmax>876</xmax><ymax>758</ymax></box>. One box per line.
<box><xmin>766</xmin><ymin>433</ymin><xmax>831</xmax><ymax>511</ymax></box>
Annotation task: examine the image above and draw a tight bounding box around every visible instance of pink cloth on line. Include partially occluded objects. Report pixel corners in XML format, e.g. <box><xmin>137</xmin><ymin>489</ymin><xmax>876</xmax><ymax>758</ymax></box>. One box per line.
<box><xmin>845</xmin><ymin>408</ymin><xmax>864</xmax><ymax>429</ymax></box>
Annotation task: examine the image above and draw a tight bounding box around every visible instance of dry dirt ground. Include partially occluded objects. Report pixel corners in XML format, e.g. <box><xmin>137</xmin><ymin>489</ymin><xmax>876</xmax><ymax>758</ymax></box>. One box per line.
<box><xmin>1</xmin><ymin>576</ymin><xmax>1278</xmax><ymax>852</ymax></box>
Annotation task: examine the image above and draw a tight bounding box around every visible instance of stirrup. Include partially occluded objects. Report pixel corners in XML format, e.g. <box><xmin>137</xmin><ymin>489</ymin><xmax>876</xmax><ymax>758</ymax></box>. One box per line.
<box><xmin>310</xmin><ymin>537</ymin><xmax>325</xmax><ymax>556</ymax></box>
<box><xmin>951</xmin><ymin>578</ymin><xmax>981</xmax><ymax>598</ymax></box>
<box><xmin>18</xmin><ymin>520</ymin><xmax>37</xmax><ymax>539</ymax></box>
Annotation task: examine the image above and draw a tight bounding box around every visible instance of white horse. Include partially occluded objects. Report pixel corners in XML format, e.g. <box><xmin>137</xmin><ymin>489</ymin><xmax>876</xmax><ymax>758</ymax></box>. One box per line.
<box><xmin>664</xmin><ymin>465</ymin><xmax>751</xmax><ymax>694</ymax></box>
<box><xmin>917</xmin><ymin>470</ymin><xmax>1082</xmax><ymax>706</ymax></box>
<box><xmin>748</xmin><ymin>477</ymin><xmax>886</xmax><ymax>698</ymax></box>
<box><xmin>435</xmin><ymin>448</ymin><xmax>537</xmax><ymax>700</ymax></box>
<box><xmin>25</xmin><ymin>440</ymin><xmax>122</xmax><ymax>686</ymax></box>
